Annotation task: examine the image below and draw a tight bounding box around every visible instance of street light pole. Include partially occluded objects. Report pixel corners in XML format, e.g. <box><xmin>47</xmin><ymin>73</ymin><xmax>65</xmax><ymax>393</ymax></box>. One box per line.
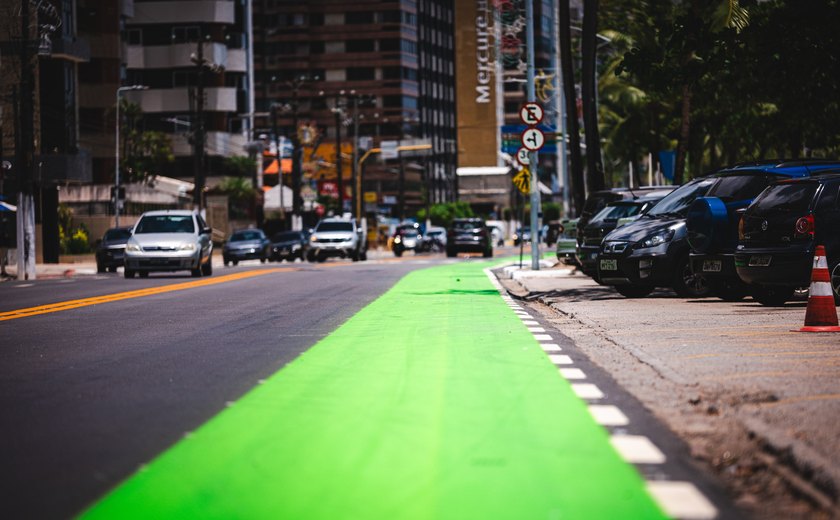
<box><xmin>115</xmin><ymin>85</ymin><xmax>147</xmax><ymax>227</ymax></box>
<box><xmin>332</xmin><ymin>105</ymin><xmax>344</xmax><ymax>215</ymax></box>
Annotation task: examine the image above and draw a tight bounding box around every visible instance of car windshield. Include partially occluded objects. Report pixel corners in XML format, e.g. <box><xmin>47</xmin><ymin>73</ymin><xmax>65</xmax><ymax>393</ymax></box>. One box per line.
<box><xmin>272</xmin><ymin>232</ymin><xmax>301</xmax><ymax>242</ymax></box>
<box><xmin>104</xmin><ymin>228</ymin><xmax>131</xmax><ymax>241</ymax></box>
<box><xmin>135</xmin><ymin>215</ymin><xmax>195</xmax><ymax>234</ymax></box>
<box><xmin>317</xmin><ymin>221</ymin><xmax>353</xmax><ymax>232</ymax></box>
<box><xmin>402</xmin><ymin>229</ymin><xmax>420</xmax><ymax>238</ymax></box>
<box><xmin>750</xmin><ymin>183</ymin><xmax>818</xmax><ymax>216</ymax></box>
<box><xmin>590</xmin><ymin>203</ymin><xmax>643</xmax><ymax>224</ymax></box>
<box><xmin>646</xmin><ymin>178</ymin><xmax>716</xmax><ymax>218</ymax></box>
<box><xmin>453</xmin><ymin>221</ymin><xmax>481</xmax><ymax>231</ymax></box>
<box><xmin>231</xmin><ymin>230</ymin><xmax>263</xmax><ymax>241</ymax></box>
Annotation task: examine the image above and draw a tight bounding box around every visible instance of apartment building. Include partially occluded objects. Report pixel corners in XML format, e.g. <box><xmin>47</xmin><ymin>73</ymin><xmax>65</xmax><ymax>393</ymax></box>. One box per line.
<box><xmin>253</xmin><ymin>0</ymin><xmax>457</xmax><ymax>218</ymax></box>
<box><xmin>122</xmin><ymin>0</ymin><xmax>251</xmax><ymax>184</ymax></box>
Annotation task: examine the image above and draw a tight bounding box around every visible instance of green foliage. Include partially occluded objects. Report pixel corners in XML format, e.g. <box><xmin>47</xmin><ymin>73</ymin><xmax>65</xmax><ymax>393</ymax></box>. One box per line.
<box><xmin>216</xmin><ymin>177</ymin><xmax>258</xmax><ymax>220</ymax></box>
<box><xmin>542</xmin><ymin>202</ymin><xmax>561</xmax><ymax>222</ymax></box>
<box><xmin>416</xmin><ymin>202</ymin><xmax>474</xmax><ymax>226</ymax></box>
<box><xmin>57</xmin><ymin>205</ymin><xmax>91</xmax><ymax>254</ymax></box>
<box><xmin>224</xmin><ymin>156</ymin><xmax>258</xmax><ymax>177</ymax></box>
<box><xmin>120</xmin><ymin>100</ymin><xmax>175</xmax><ymax>183</ymax></box>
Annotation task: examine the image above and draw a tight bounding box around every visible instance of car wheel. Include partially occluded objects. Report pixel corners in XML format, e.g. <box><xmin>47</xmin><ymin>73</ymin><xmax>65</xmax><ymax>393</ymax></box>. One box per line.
<box><xmin>191</xmin><ymin>267</ymin><xmax>202</xmax><ymax>277</ymax></box>
<box><xmin>394</xmin><ymin>249</ymin><xmax>403</xmax><ymax>258</ymax></box>
<box><xmin>483</xmin><ymin>248</ymin><xmax>493</xmax><ymax>258</ymax></box>
<box><xmin>672</xmin><ymin>254</ymin><xmax>711</xmax><ymax>298</ymax></box>
<box><xmin>708</xmin><ymin>278</ymin><xmax>750</xmax><ymax>302</ymax></box>
<box><xmin>831</xmin><ymin>262</ymin><xmax>840</xmax><ymax>305</ymax></box>
<box><xmin>232</xmin><ymin>260</ymin><xmax>239</xmax><ymax>266</ymax></box>
<box><xmin>446</xmin><ymin>249</ymin><xmax>456</xmax><ymax>258</ymax></box>
<box><xmin>360</xmin><ymin>250</ymin><xmax>367</xmax><ymax>261</ymax></box>
<box><xmin>97</xmin><ymin>263</ymin><xmax>106</xmax><ymax>274</ymax></box>
<box><xmin>139</xmin><ymin>271</ymin><xmax>149</xmax><ymax>278</ymax></box>
<box><xmin>109</xmin><ymin>266</ymin><xmax>118</xmax><ymax>273</ymax></box>
<box><xmin>224</xmin><ymin>260</ymin><xmax>229</xmax><ymax>266</ymax></box>
<box><xmin>124</xmin><ymin>269</ymin><xmax>135</xmax><ymax>279</ymax></box>
<box><xmin>615</xmin><ymin>284</ymin><xmax>654</xmax><ymax>298</ymax></box>
<box><xmin>317</xmin><ymin>253</ymin><xmax>327</xmax><ymax>263</ymax></box>
<box><xmin>260</xmin><ymin>258</ymin><xmax>266</xmax><ymax>264</ymax></box>
<box><xmin>201</xmin><ymin>260</ymin><xmax>213</xmax><ymax>276</ymax></box>
<box><xmin>307</xmin><ymin>251</ymin><xmax>316</xmax><ymax>263</ymax></box>
<box><xmin>751</xmin><ymin>286</ymin><xmax>795</xmax><ymax>307</ymax></box>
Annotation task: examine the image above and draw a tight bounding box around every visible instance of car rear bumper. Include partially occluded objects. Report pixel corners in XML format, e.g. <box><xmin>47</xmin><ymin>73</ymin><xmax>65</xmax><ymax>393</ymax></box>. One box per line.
<box><xmin>735</xmin><ymin>247</ymin><xmax>813</xmax><ymax>287</ymax></box>
<box><xmin>689</xmin><ymin>253</ymin><xmax>737</xmax><ymax>280</ymax></box>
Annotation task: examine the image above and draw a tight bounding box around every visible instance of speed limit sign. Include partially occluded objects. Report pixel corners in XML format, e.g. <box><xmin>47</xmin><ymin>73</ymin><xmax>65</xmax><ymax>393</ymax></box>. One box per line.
<box><xmin>516</xmin><ymin>147</ymin><xmax>530</xmax><ymax>166</ymax></box>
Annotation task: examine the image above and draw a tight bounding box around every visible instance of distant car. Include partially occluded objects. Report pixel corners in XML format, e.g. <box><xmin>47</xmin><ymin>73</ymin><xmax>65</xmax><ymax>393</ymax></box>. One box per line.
<box><xmin>735</xmin><ymin>173</ymin><xmax>840</xmax><ymax>306</ymax></box>
<box><xmin>488</xmin><ymin>225</ymin><xmax>504</xmax><ymax>246</ymax></box>
<box><xmin>271</xmin><ymin>230</ymin><xmax>308</xmax><ymax>262</ymax></box>
<box><xmin>308</xmin><ymin>217</ymin><xmax>367</xmax><ymax>262</ymax></box>
<box><xmin>577</xmin><ymin>189</ymin><xmax>675</xmax><ymax>277</ymax></box>
<box><xmin>222</xmin><ymin>229</ymin><xmax>271</xmax><ymax>266</ymax></box>
<box><xmin>446</xmin><ymin>218</ymin><xmax>492</xmax><ymax>258</ymax></box>
<box><xmin>555</xmin><ymin>218</ymin><xmax>579</xmax><ymax>266</ymax></box>
<box><xmin>392</xmin><ymin>223</ymin><xmax>424</xmax><ymax>257</ymax></box>
<box><xmin>513</xmin><ymin>226</ymin><xmax>533</xmax><ymax>246</ymax></box>
<box><xmin>576</xmin><ymin>186</ymin><xmax>672</xmax><ymax>250</ymax></box>
<box><xmin>124</xmin><ymin>210</ymin><xmax>213</xmax><ymax>278</ymax></box>
<box><xmin>95</xmin><ymin>226</ymin><xmax>132</xmax><ymax>273</ymax></box>
<box><xmin>425</xmin><ymin>226</ymin><xmax>447</xmax><ymax>251</ymax></box>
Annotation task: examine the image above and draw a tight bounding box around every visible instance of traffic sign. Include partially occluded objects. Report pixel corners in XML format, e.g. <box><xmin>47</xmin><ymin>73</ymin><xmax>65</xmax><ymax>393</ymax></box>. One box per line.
<box><xmin>512</xmin><ymin>168</ymin><xmax>531</xmax><ymax>194</ymax></box>
<box><xmin>516</xmin><ymin>147</ymin><xmax>530</xmax><ymax>166</ymax></box>
<box><xmin>519</xmin><ymin>102</ymin><xmax>544</xmax><ymax>125</ymax></box>
<box><xmin>521</xmin><ymin>128</ymin><xmax>545</xmax><ymax>151</ymax></box>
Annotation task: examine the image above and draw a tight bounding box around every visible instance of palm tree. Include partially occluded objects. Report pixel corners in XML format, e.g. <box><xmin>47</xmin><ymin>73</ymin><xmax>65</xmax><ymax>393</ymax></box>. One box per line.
<box><xmin>581</xmin><ymin>0</ymin><xmax>605</xmax><ymax>193</ymax></box>
<box><xmin>558</xmin><ymin>0</ymin><xmax>585</xmax><ymax>215</ymax></box>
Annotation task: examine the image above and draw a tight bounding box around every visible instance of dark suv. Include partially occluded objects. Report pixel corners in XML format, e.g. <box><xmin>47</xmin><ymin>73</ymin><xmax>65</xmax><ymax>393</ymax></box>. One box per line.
<box><xmin>687</xmin><ymin>160</ymin><xmax>840</xmax><ymax>300</ymax></box>
<box><xmin>446</xmin><ymin>218</ymin><xmax>492</xmax><ymax>258</ymax></box>
<box><xmin>735</xmin><ymin>173</ymin><xmax>840</xmax><ymax>305</ymax></box>
<box><xmin>597</xmin><ymin>176</ymin><xmax>718</xmax><ymax>298</ymax></box>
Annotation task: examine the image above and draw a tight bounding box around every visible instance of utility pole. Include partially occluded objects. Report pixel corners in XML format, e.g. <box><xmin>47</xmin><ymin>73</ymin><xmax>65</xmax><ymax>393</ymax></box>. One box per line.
<box><xmin>192</xmin><ymin>33</ymin><xmax>206</xmax><ymax>212</ymax></box>
<box><xmin>526</xmin><ymin>0</ymin><xmax>541</xmax><ymax>271</ymax></box>
<box><xmin>332</xmin><ymin>104</ymin><xmax>344</xmax><ymax>215</ymax></box>
<box><xmin>270</xmin><ymin>103</ymin><xmax>285</xmax><ymax>227</ymax></box>
<box><xmin>16</xmin><ymin>0</ymin><xmax>36</xmax><ymax>280</ymax></box>
<box><xmin>350</xmin><ymin>93</ymin><xmax>360</xmax><ymax>221</ymax></box>
<box><xmin>290</xmin><ymin>85</ymin><xmax>302</xmax><ymax>229</ymax></box>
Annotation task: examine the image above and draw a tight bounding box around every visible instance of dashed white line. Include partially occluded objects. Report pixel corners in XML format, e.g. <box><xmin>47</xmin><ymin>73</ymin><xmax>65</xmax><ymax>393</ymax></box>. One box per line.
<box><xmin>611</xmin><ymin>435</ymin><xmax>667</xmax><ymax>464</ymax></box>
<box><xmin>571</xmin><ymin>383</ymin><xmax>604</xmax><ymax>400</ymax></box>
<box><xmin>539</xmin><ymin>343</ymin><xmax>561</xmax><ymax>352</ymax></box>
<box><xmin>587</xmin><ymin>405</ymin><xmax>629</xmax><ymax>426</ymax></box>
<box><xmin>533</xmin><ymin>334</ymin><xmax>553</xmax><ymax>341</ymax></box>
<box><xmin>646</xmin><ymin>481</ymin><xmax>718</xmax><ymax>520</ymax></box>
<box><xmin>521</xmin><ymin>320</ymin><xmax>539</xmax><ymax>326</ymax></box>
<box><xmin>527</xmin><ymin>326</ymin><xmax>546</xmax><ymax>333</ymax></box>
<box><xmin>548</xmin><ymin>354</ymin><xmax>573</xmax><ymax>365</ymax></box>
<box><xmin>559</xmin><ymin>368</ymin><xmax>586</xmax><ymax>380</ymax></box>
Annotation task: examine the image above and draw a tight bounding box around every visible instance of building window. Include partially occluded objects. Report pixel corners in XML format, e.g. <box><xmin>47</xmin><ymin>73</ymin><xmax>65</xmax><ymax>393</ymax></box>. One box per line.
<box><xmin>346</xmin><ymin>40</ymin><xmax>375</xmax><ymax>53</ymax></box>
<box><xmin>171</xmin><ymin>26</ymin><xmax>200</xmax><ymax>43</ymax></box>
<box><xmin>346</xmin><ymin>11</ymin><xmax>374</xmax><ymax>24</ymax></box>
<box><xmin>127</xmin><ymin>28</ymin><xmax>142</xmax><ymax>45</ymax></box>
<box><xmin>379</xmin><ymin>39</ymin><xmax>400</xmax><ymax>52</ymax></box>
<box><xmin>347</xmin><ymin>67</ymin><xmax>375</xmax><ymax>81</ymax></box>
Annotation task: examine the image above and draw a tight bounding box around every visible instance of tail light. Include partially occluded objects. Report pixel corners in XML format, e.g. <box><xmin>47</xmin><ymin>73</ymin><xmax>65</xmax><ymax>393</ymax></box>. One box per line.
<box><xmin>795</xmin><ymin>215</ymin><xmax>815</xmax><ymax>238</ymax></box>
<box><xmin>738</xmin><ymin>216</ymin><xmax>745</xmax><ymax>240</ymax></box>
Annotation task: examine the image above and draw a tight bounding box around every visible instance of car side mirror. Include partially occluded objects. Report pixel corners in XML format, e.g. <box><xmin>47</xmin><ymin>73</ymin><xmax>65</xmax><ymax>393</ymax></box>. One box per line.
<box><xmin>201</xmin><ymin>226</ymin><xmax>212</xmax><ymax>235</ymax></box>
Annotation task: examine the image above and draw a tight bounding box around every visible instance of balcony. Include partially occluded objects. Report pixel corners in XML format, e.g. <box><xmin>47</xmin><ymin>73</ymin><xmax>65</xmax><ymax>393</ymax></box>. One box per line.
<box><xmin>126</xmin><ymin>87</ymin><xmax>238</xmax><ymax>113</ymax></box>
<box><xmin>38</xmin><ymin>149</ymin><xmax>93</xmax><ymax>184</ymax></box>
<box><xmin>131</xmin><ymin>1</ymin><xmax>235</xmax><ymax>25</ymax></box>
<box><xmin>169</xmin><ymin>131</ymin><xmax>247</xmax><ymax>158</ymax></box>
<box><xmin>126</xmin><ymin>43</ymin><xmax>245</xmax><ymax>71</ymax></box>
<box><xmin>49</xmin><ymin>36</ymin><xmax>91</xmax><ymax>63</ymax></box>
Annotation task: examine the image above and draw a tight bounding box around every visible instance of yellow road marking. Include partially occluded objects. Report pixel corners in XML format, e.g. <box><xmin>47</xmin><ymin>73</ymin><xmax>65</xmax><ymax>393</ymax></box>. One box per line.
<box><xmin>0</xmin><ymin>268</ymin><xmax>291</xmax><ymax>321</ymax></box>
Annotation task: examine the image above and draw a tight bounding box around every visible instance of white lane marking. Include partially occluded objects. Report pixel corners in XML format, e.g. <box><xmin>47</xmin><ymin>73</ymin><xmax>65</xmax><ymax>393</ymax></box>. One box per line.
<box><xmin>527</xmin><ymin>326</ymin><xmax>546</xmax><ymax>333</ymax></box>
<box><xmin>588</xmin><ymin>405</ymin><xmax>629</xmax><ymax>426</ymax></box>
<box><xmin>539</xmin><ymin>343</ymin><xmax>561</xmax><ymax>352</ymax></box>
<box><xmin>14</xmin><ymin>284</ymin><xmax>34</xmax><ymax>288</ymax></box>
<box><xmin>548</xmin><ymin>354</ymin><xmax>573</xmax><ymax>365</ymax></box>
<box><xmin>611</xmin><ymin>435</ymin><xmax>667</xmax><ymax>464</ymax></box>
<box><xmin>559</xmin><ymin>368</ymin><xmax>586</xmax><ymax>380</ymax></box>
<box><xmin>646</xmin><ymin>481</ymin><xmax>718</xmax><ymax>520</ymax></box>
<box><xmin>533</xmin><ymin>334</ymin><xmax>553</xmax><ymax>341</ymax></box>
<box><xmin>522</xmin><ymin>320</ymin><xmax>539</xmax><ymax>326</ymax></box>
<box><xmin>571</xmin><ymin>383</ymin><xmax>604</xmax><ymax>400</ymax></box>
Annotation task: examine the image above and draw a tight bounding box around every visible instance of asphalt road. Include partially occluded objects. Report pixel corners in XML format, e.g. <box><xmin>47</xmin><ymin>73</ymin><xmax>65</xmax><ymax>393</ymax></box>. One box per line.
<box><xmin>1</xmin><ymin>258</ymin><xmax>419</xmax><ymax>518</ymax></box>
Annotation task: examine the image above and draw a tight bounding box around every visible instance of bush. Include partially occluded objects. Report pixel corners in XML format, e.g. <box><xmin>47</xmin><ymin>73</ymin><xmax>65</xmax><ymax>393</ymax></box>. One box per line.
<box><xmin>60</xmin><ymin>225</ymin><xmax>90</xmax><ymax>254</ymax></box>
<box><xmin>417</xmin><ymin>202</ymin><xmax>474</xmax><ymax>227</ymax></box>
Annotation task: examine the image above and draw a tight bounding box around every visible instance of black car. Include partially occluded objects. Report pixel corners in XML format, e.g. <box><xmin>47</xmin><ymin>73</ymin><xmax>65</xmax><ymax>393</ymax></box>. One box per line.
<box><xmin>735</xmin><ymin>173</ymin><xmax>840</xmax><ymax>306</ymax></box>
<box><xmin>596</xmin><ymin>176</ymin><xmax>718</xmax><ymax>298</ymax></box>
<box><xmin>271</xmin><ymin>230</ymin><xmax>308</xmax><ymax>262</ymax></box>
<box><xmin>687</xmin><ymin>160</ymin><xmax>840</xmax><ymax>300</ymax></box>
<box><xmin>95</xmin><ymin>227</ymin><xmax>133</xmax><ymax>273</ymax></box>
<box><xmin>446</xmin><ymin>218</ymin><xmax>493</xmax><ymax>258</ymax></box>
<box><xmin>577</xmin><ymin>188</ymin><xmax>675</xmax><ymax>277</ymax></box>
<box><xmin>223</xmin><ymin>229</ymin><xmax>271</xmax><ymax>266</ymax></box>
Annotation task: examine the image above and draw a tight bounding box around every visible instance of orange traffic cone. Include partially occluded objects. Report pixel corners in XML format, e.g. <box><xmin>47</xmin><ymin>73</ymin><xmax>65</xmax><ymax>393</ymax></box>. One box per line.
<box><xmin>794</xmin><ymin>245</ymin><xmax>840</xmax><ymax>332</ymax></box>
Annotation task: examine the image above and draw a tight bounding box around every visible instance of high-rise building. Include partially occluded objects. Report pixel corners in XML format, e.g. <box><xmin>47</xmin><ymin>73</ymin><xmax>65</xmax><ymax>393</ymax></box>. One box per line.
<box><xmin>122</xmin><ymin>0</ymin><xmax>252</xmax><ymax>191</ymax></box>
<box><xmin>252</xmin><ymin>0</ymin><xmax>457</xmax><ymax>221</ymax></box>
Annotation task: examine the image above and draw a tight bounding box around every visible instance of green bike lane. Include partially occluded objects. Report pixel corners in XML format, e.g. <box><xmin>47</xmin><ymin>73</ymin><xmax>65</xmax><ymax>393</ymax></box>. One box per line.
<box><xmin>83</xmin><ymin>260</ymin><xmax>667</xmax><ymax>519</ymax></box>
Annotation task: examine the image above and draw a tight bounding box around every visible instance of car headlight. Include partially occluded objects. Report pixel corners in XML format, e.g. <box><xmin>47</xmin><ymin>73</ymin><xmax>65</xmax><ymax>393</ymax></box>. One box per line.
<box><xmin>291</xmin><ymin>243</ymin><xmax>300</xmax><ymax>250</ymax></box>
<box><xmin>394</xmin><ymin>236</ymin><xmax>402</xmax><ymax>244</ymax></box>
<box><xmin>125</xmin><ymin>242</ymin><xmax>141</xmax><ymax>252</ymax></box>
<box><xmin>179</xmin><ymin>243</ymin><xmax>197</xmax><ymax>251</ymax></box>
<box><xmin>639</xmin><ymin>229</ymin><xmax>675</xmax><ymax>248</ymax></box>
<box><xmin>310</xmin><ymin>236</ymin><xmax>319</xmax><ymax>243</ymax></box>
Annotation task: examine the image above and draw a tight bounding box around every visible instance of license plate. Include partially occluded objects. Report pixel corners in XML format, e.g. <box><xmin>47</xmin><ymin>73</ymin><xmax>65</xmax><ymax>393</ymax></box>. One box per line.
<box><xmin>600</xmin><ymin>259</ymin><xmax>617</xmax><ymax>271</ymax></box>
<box><xmin>749</xmin><ymin>255</ymin><xmax>772</xmax><ymax>267</ymax></box>
<box><xmin>702</xmin><ymin>260</ymin><xmax>722</xmax><ymax>272</ymax></box>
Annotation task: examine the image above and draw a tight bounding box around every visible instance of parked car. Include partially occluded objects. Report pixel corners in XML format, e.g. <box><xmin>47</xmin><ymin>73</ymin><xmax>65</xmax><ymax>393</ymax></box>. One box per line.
<box><xmin>513</xmin><ymin>226</ymin><xmax>532</xmax><ymax>246</ymax></box>
<box><xmin>223</xmin><ymin>229</ymin><xmax>271</xmax><ymax>266</ymax></box>
<box><xmin>425</xmin><ymin>226</ymin><xmax>447</xmax><ymax>251</ymax></box>
<box><xmin>687</xmin><ymin>159</ymin><xmax>840</xmax><ymax>300</ymax></box>
<box><xmin>596</xmin><ymin>176</ymin><xmax>719</xmax><ymax>298</ymax></box>
<box><xmin>95</xmin><ymin>226</ymin><xmax>132</xmax><ymax>273</ymax></box>
<box><xmin>307</xmin><ymin>217</ymin><xmax>367</xmax><ymax>262</ymax></box>
<box><xmin>271</xmin><ymin>230</ymin><xmax>308</xmax><ymax>262</ymax></box>
<box><xmin>555</xmin><ymin>218</ymin><xmax>580</xmax><ymax>266</ymax></box>
<box><xmin>576</xmin><ymin>186</ymin><xmax>672</xmax><ymax>253</ymax></box>
<box><xmin>124</xmin><ymin>210</ymin><xmax>213</xmax><ymax>278</ymax></box>
<box><xmin>446</xmin><ymin>218</ymin><xmax>493</xmax><ymax>258</ymax></box>
<box><xmin>577</xmin><ymin>188</ymin><xmax>675</xmax><ymax>277</ymax></box>
<box><xmin>735</xmin><ymin>173</ymin><xmax>840</xmax><ymax>305</ymax></box>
